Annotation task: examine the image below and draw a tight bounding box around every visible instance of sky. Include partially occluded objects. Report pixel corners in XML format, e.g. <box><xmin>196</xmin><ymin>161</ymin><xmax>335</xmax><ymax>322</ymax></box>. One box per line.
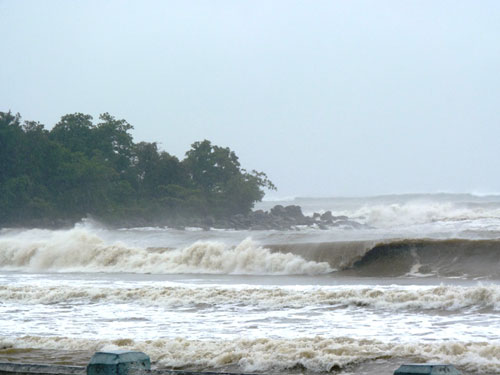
<box><xmin>1</xmin><ymin>1</ymin><xmax>500</xmax><ymax>198</ymax></box>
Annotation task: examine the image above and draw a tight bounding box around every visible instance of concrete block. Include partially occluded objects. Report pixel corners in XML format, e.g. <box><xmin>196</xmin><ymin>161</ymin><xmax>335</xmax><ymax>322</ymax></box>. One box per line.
<box><xmin>87</xmin><ymin>351</ymin><xmax>150</xmax><ymax>375</ymax></box>
<box><xmin>394</xmin><ymin>364</ymin><xmax>461</xmax><ymax>375</ymax></box>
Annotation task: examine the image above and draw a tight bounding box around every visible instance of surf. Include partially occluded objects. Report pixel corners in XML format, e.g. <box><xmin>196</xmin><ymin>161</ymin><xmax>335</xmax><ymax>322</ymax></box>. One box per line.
<box><xmin>0</xmin><ymin>228</ymin><xmax>331</xmax><ymax>275</ymax></box>
<box><xmin>1</xmin><ymin>336</ymin><xmax>498</xmax><ymax>374</ymax></box>
<box><xmin>2</xmin><ymin>283</ymin><xmax>499</xmax><ymax>312</ymax></box>
<box><xmin>268</xmin><ymin>238</ymin><xmax>500</xmax><ymax>279</ymax></box>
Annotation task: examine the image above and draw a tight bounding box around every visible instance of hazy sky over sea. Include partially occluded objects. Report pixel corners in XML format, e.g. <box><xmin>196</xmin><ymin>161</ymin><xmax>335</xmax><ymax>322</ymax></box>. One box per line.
<box><xmin>1</xmin><ymin>1</ymin><xmax>499</xmax><ymax>197</ymax></box>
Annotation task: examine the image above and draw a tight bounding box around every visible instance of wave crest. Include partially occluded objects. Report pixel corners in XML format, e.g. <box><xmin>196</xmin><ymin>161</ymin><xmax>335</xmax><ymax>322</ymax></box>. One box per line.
<box><xmin>1</xmin><ymin>284</ymin><xmax>499</xmax><ymax>311</ymax></box>
<box><xmin>0</xmin><ymin>228</ymin><xmax>331</xmax><ymax>275</ymax></box>
<box><xmin>269</xmin><ymin>238</ymin><xmax>500</xmax><ymax>278</ymax></box>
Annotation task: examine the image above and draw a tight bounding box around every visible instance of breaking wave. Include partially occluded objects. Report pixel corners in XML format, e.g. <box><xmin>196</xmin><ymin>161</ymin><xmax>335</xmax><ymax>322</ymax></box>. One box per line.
<box><xmin>351</xmin><ymin>200</ymin><xmax>500</xmax><ymax>228</ymax></box>
<box><xmin>269</xmin><ymin>238</ymin><xmax>500</xmax><ymax>278</ymax></box>
<box><xmin>283</xmin><ymin>194</ymin><xmax>500</xmax><ymax>230</ymax></box>
<box><xmin>1</xmin><ymin>336</ymin><xmax>499</xmax><ymax>374</ymax></box>
<box><xmin>0</xmin><ymin>228</ymin><xmax>331</xmax><ymax>275</ymax></box>
<box><xmin>1</xmin><ymin>284</ymin><xmax>499</xmax><ymax>311</ymax></box>
<box><xmin>2</xmin><ymin>227</ymin><xmax>500</xmax><ymax>278</ymax></box>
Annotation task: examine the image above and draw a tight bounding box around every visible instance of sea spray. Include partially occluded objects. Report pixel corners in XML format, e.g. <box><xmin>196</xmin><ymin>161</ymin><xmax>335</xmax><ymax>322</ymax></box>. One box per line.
<box><xmin>3</xmin><ymin>226</ymin><xmax>500</xmax><ymax>278</ymax></box>
<box><xmin>271</xmin><ymin>195</ymin><xmax>500</xmax><ymax>231</ymax></box>
<box><xmin>4</xmin><ymin>195</ymin><xmax>500</xmax><ymax>375</ymax></box>
<box><xmin>0</xmin><ymin>228</ymin><xmax>331</xmax><ymax>275</ymax></box>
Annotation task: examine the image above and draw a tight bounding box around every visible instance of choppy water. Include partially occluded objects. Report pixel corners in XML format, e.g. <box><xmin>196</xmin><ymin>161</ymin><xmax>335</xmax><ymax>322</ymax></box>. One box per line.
<box><xmin>1</xmin><ymin>194</ymin><xmax>500</xmax><ymax>374</ymax></box>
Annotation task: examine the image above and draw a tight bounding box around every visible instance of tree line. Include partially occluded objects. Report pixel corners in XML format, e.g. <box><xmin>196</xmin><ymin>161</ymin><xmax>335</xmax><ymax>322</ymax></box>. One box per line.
<box><xmin>0</xmin><ymin>111</ymin><xmax>275</xmax><ymax>227</ymax></box>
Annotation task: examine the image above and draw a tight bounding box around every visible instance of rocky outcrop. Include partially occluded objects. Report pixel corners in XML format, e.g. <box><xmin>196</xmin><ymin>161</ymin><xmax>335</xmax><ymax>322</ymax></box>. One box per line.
<box><xmin>102</xmin><ymin>205</ymin><xmax>366</xmax><ymax>231</ymax></box>
<box><xmin>207</xmin><ymin>205</ymin><xmax>366</xmax><ymax>231</ymax></box>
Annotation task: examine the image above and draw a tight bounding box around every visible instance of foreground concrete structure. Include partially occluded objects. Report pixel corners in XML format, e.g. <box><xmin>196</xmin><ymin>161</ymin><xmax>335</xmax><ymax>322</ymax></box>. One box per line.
<box><xmin>0</xmin><ymin>363</ymin><xmax>84</xmax><ymax>375</ymax></box>
<box><xmin>394</xmin><ymin>364</ymin><xmax>461</xmax><ymax>375</ymax></box>
<box><xmin>87</xmin><ymin>352</ymin><xmax>150</xmax><ymax>375</ymax></box>
<box><xmin>0</xmin><ymin>351</ymin><xmax>462</xmax><ymax>375</ymax></box>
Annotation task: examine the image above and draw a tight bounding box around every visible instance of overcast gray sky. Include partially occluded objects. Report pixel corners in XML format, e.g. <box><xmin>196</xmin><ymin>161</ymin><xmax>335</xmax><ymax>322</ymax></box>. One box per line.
<box><xmin>1</xmin><ymin>1</ymin><xmax>499</xmax><ymax>198</ymax></box>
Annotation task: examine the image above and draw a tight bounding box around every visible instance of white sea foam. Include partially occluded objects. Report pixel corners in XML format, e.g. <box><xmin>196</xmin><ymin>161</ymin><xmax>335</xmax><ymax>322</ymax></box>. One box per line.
<box><xmin>270</xmin><ymin>195</ymin><xmax>500</xmax><ymax>233</ymax></box>
<box><xmin>1</xmin><ymin>336</ymin><xmax>498</xmax><ymax>374</ymax></box>
<box><xmin>0</xmin><ymin>228</ymin><xmax>331</xmax><ymax>275</ymax></box>
<box><xmin>2</xmin><ymin>284</ymin><xmax>499</xmax><ymax>311</ymax></box>
<box><xmin>347</xmin><ymin>202</ymin><xmax>500</xmax><ymax>228</ymax></box>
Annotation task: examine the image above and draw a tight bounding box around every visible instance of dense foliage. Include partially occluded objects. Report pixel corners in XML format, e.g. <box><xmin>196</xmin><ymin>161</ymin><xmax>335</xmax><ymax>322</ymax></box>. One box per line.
<box><xmin>0</xmin><ymin>111</ymin><xmax>275</xmax><ymax>227</ymax></box>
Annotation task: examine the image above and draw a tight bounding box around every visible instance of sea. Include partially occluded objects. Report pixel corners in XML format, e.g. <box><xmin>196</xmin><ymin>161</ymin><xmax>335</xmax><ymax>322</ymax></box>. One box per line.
<box><xmin>1</xmin><ymin>193</ymin><xmax>500</xmax><ymax>375</ymax></box>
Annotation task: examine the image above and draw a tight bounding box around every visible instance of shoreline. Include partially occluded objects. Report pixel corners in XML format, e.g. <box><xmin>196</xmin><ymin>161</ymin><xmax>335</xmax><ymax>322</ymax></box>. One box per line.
<box><xmin>0</xmin><ymin>204</ymin><xmax>366</xmax><ymax>232</ymax></box>
<box><xmin>0</xmin><ymin>349</ymin><xmax>466</xmax><ymax>375</ymax></box>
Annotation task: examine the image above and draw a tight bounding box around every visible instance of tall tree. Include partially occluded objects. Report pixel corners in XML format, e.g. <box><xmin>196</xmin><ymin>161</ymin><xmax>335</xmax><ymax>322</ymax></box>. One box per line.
<box><xmin>183</xmin><ymin>140</ymin><xmax>275</xmax><ymax>215</ymax></box>
<box><xmin>50</xmin><ymin>113</ymin><xmax>95</xmax><ymax>156</ymax></box>
<box><xmin>1</xmin><ymin>112</ymin><xmax>275</xmax><ymax>226</ymax></box>
<box><xmin>0</xmin><ymin>111</ymin><xmax>23</xmax><ymax>185</ymax></box>
<box><xmin>94</xmin><ymin>113</ymin><xmax>134</xmax><ymax>172</ymax></box>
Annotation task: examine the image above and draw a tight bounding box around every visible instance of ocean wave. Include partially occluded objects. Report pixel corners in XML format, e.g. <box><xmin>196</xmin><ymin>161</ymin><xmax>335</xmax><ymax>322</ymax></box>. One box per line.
<box><xmin>351</xmin><ymin>201</ymin><xmax>500</xmax><ymax>228</ymax></box>
<box><xmin>0</xmin><ymin>228</ymin><xmax>331</xmax><ymax>275</ymax></box>
<box><xmin>268</xmin><ymin>238</ymin><xmax>500</xmax><ymax>278</ymax></box>
<box><xmin>2</xmin><ymin>284</ymin><xmax>499</xmax><ymax>311</ymax></box>
<box><xmin>3</xmin><ymin>226</ymin><xmax>500</xmax><ymax>278</ymax></box>
<box><xmin>2</xmin><ymin>336</ymin><xmax>498</xmax><ymax>374</ymax></box>
<box><xmin>284</xmin><ymin>195</ymin><xmax>500</xmax><ymax>230</ymax></box>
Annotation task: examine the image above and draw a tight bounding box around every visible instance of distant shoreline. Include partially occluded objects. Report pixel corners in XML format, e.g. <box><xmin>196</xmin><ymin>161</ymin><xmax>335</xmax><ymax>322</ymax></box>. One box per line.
<box><xmin>0</xmin><ymin>204</ymin><xmax>364</xmax><ymax>231</ymax></box>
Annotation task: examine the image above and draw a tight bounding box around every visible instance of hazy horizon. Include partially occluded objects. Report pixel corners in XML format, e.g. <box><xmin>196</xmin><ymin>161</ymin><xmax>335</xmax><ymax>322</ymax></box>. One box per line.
<box><xmin>261</xmin><ymin>191</ymin><xmax>500</xmax><ymax>201</ymax></box>
<box><xmin>2</xmin><ymin>0</ymin><xmax>499</xmax><ymax>197</ymax></box>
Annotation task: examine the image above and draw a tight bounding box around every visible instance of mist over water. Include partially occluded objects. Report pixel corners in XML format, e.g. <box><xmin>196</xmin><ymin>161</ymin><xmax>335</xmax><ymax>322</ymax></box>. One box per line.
<box><xmin>2</xmin><ymin>194</ymin><xmax>500</xmax><ymax>374</ymax></box>
<box><xmin>3</xmin><ymin>0</ymin><xmax>500</xmax><ymax>372</ymax></box>
<box><xmin>259</xmin><ymin>193</ymin><xmax>500</xmax><ymax>232</ymax></box>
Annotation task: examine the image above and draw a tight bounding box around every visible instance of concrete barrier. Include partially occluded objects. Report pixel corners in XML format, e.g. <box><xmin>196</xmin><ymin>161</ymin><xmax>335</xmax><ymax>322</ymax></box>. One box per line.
<box><xmin>394</xmin><ymin>364</ymin><xmax>461</xmax><ymax>375</ymax></box>
<box><xmin>0</xmin><ymin>363</ymin><xmax>84</xmax><ymax>375</ymax></box>
<box><xmin>0</xmin><ymin>352</ymin><xmax>249</xmax><ymax>375</ymax></box>
<box><xmin>0</xmin><ymin>351</ymin><xmax>462</xmax><ymax>375</ymax></box>
<box><xmin>87</xmin><ymin>351</ymin><xmax>150</xmax><ymax>375</ymax></box>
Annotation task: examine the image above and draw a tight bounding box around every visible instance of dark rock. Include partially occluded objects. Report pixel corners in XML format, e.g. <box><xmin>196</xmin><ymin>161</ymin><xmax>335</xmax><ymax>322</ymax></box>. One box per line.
<box><xmin>270</xmin><ymin>205</ymin><xmax>287</xmax><ymax>217</ymax></box>
<box><xmin>284</xmin><ymin>205</ymin><xmax>304</xmax><ymax>219</ymax></box>
<box><xmin>252</xmin><ymin>210</ymin><xmax>267</xmax><ymax>218</ymax></box>
<box><xmin>231</xmin><ymin>213</ymin><xmax>246</xmax><ymax>224</ymax></box>
<box><xmin>130</xmin><ymin>204</ymin><xmax>363</xmax><ymax>232</ymax></box>
<box><xmin>303</xmin><ymin>217</ymin><xmax>315</xmax><ymax>225</ymax></box>
<box><xmin>320</xmin><ymin>211</ymin><xmax>333</xmax><ymax>221</ymax></box>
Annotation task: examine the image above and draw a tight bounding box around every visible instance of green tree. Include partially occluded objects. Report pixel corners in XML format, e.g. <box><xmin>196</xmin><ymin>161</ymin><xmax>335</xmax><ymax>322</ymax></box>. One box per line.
<box><xmin>50</xmin><ymin>152</ymin><xmax>118</xmax><ymax>219</ymax></box>
<box><xmin>0</xmin><ymin>111</ymin><xmax>276</xmax><ymax>227</ymax></box>
<box><xmin>0</xmin><ymin>111</ymin><xmax>23</xmax><ymax>186</ymax></box>
<box><xmin>94</xmin><ymin>113</ymin><xmax>134</xmax><ymax>173</ymax></box>
<box><xmin>183</xmin><ymin>140</ymin><xmax>275</xmax><ymax>215</ymax></box>
<box><xmin>184</xmin><ymin>140</ymin><xmax>241</xmax><ymax>193</ymax></box>
<box><xmin>50</xmin><ymin>113</ymin><xmax>95</xmax><ymax>156</ymax></box>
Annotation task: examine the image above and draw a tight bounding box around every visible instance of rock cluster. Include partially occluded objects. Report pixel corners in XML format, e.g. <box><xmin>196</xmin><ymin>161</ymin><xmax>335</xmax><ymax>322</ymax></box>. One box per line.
<box><xmin>16</xmin><ymin>204</ymin><xmax>366</xmax><ymax>231</ymax></box>
<box><xmin>207</xmin><ymin>204</ymin><xmax>365</xmax><ymax>231</ymax></box>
